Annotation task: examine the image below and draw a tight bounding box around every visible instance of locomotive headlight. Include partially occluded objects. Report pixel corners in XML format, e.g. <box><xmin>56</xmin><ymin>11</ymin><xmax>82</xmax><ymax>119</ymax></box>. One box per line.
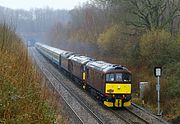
<box><xmin>118</xmin><ymin>86</ymin><xmax>121</xmax><ymax>90</ymax></box>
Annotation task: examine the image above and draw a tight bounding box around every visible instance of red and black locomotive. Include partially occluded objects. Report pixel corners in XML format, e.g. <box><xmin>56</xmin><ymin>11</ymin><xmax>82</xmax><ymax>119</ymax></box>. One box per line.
<box><xmin>35</xmin><ymin>42</ymin><xmax>132</xmax><ymax>107</ymax></box>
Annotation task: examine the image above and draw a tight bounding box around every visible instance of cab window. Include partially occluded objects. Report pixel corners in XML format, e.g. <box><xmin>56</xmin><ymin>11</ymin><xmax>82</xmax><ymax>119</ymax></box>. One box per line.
<box><xmin>123</xmin><ymin>73</ymin><xmax>131</xmax><ymax>82</ymax></box>
<box><xmin>116</xmin><ymin>73</ymin><xmax>122</xmax><ymax>81</ymax></box>
<box><xmin>106</xmin><ymin>73</ymin><xmax>131</xmax><ymax>82</ymax></box>
<box><xmin>106</xmin><ymin>74</ymin><xmax>115</xmax><ymax>81</ymax></box>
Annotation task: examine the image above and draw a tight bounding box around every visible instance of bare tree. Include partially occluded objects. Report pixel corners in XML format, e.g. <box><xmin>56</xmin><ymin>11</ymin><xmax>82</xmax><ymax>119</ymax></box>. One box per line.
<box><xmin>127</xmin><ymin>0</ymin><xmax>180</xmax><ymax>31</ymax></box>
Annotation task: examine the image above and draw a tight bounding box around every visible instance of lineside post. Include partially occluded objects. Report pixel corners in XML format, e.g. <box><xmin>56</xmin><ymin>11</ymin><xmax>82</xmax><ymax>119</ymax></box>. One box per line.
<box><xmin>154</xmin><ymin>67</ymin><xmax>162</xmax><ymax>116</ymax></box>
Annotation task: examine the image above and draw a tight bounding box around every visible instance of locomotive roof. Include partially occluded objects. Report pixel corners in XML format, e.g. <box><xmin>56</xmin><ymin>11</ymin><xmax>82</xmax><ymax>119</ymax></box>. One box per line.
<box><xmin>71</xmin><ymin>55</ymin><xmax>94</xmax><ymax>64</ymax></box>
<box><xmin>86</xmin><ymin>61</ymin><xmax>128</xmax><ymax>72</ymax></box>
<box><xmin>61</xmin><ymin>51</ymin><xmax>75</xmax><ymax>58</ymax></box>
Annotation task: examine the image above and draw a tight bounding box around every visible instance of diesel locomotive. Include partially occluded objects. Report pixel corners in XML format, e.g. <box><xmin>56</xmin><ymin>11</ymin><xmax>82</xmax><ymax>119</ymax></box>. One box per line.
<box><xmin>35</xmin><ymin>42</ymin><xmax>132</xmax><ymax>107</ymax></box>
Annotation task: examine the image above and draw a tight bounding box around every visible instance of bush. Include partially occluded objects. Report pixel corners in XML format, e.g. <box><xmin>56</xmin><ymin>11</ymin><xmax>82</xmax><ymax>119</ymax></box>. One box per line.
<box><xmin>164</xmin><ymin>62</ymin><xmax>180</xmax><ymax>97</ymax></box>
<box><xmin>139</xmin><ymin>29</ymin><xmax>179</xmax><ymax>68</ymax></box>
<box><xmin>0</xmin><ymin>23</ymin><xmax>55</xmax><ymax>123</ymax></box>
<box><xmin>97</xmin><ymin>24</ymin><xmax>126</xmax><ymax>56</ymax></box>
<box><xmin>137</xmin><ymin>30</ymin><xmax>180</xmax><ymax>120</ymax></box>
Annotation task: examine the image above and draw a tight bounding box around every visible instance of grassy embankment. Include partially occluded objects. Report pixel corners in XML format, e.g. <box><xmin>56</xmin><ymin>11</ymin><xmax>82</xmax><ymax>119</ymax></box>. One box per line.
<box><xmin>0</xmin><ymin>23</ymin><xmax>69</xmax><ymax>123</ymax></box>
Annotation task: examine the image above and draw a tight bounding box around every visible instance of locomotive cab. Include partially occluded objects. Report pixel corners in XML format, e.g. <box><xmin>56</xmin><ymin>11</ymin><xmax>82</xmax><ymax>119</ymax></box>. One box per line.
<box><xmin>85</xmin><ymin>61</ymin><xmax>132</xmax><ymax>108</ymax></box>
<box><xmin>104</xmin><ymin>71</ymin><xmax>132</xmax><ymax>107</ymax></box>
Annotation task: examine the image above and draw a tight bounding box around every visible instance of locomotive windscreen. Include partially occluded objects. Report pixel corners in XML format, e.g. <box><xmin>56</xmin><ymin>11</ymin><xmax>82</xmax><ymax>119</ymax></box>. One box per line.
<box><xmin>106</xmin><ymin>73</ymin><xmax>131</xmax><ymax>82</ymax></box>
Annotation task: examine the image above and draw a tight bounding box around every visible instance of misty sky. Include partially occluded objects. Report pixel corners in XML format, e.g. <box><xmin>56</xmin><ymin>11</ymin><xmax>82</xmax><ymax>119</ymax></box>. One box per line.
<box><xmin>0</xmin><ymin>0</ymin><xmax>88</xmax><ymax>10</ymax></box>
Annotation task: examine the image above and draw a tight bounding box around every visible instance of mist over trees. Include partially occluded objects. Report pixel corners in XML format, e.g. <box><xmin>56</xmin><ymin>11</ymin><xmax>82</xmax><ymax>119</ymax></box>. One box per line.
<box><xmin>0</xmin><ymin>6</ymin><xmax>70</xmax><ymax>41</ymax></box>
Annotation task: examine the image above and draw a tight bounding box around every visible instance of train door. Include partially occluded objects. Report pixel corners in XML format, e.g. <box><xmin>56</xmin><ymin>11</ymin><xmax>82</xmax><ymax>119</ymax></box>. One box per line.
<box><xmin>68</xmin><ymin>60</ymin><xmax>73</xmax><ymax>73</ymax></box>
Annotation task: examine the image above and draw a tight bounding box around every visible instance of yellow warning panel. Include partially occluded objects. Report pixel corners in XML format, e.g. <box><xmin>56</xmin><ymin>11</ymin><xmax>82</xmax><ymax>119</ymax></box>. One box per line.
<box><xmin>105</xmin><ymin>84</ymin><xmax>131</xmax><ymax>94</ymax></box>
<box><xmin>82</xmin><ymin>72</ymin><xmax>86</xmax><ymax>80</ymax></box>
<box><xmin>115</xmin><ymin>99</ymin><xmax>122</xmax><ymax>107</ymax></box>
<box><xmin>123</xmin><ymin>101</ymin><xmax>131</xmax><ymax>107</ymax></box>
<box><xmin>104</xmin><ymin>101</ymin><xmax>113</xmax><ymax>107</ymax></box>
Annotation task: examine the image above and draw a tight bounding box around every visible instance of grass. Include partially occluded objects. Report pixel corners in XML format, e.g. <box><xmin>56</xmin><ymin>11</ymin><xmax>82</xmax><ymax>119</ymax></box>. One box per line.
<box><xmin>0</xmin><ymin>23</ymin><xmax>57</xmax><ymax>123</ymax></box>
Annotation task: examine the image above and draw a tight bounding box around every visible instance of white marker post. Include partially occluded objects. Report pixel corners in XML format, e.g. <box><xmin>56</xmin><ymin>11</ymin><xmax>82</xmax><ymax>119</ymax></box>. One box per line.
<box><xmin>154</xmin><ymin>67</ymin><xmax>162</xmax><ymax>116</ymax></box>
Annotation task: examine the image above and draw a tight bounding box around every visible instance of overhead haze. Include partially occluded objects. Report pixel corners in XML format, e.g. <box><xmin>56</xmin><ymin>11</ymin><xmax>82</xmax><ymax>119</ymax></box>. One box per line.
<box><xmin>0</xmin><ymin>0</ymin><xmax>88</xmax><ymax>10</ymax></box>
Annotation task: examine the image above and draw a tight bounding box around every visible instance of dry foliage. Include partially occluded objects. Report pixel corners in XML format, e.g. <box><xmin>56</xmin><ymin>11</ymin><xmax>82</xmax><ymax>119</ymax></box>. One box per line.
<box><xmin>0</xmin><ymin>23</ymin><xmax>55</xmax><ymax>123</ymax></box>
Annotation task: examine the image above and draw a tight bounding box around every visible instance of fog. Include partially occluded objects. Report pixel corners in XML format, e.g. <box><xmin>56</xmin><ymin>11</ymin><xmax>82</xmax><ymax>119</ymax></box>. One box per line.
<box><xmin>0</xmin><ymin>0</ymin><xmax>88</xmax><ymax>10</ymax></box>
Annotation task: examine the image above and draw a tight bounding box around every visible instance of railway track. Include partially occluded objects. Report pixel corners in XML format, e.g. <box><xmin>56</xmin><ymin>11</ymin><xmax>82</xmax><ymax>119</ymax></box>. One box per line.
<box><xmin>31</xmin><ymin>47</ymin><xmax>169</xmax><ymax>124</ymax></box>
<box><xmin>31</xmin><ymin>48</ymin><xmax>104</xmax><ymax>124</ymax></box>
<box><xmin>108</xmin><ymin>108</ymin><xmax>149</xmax><ymax>124</ymax></box>
<box><xmin>46</xmin><ymin>81</ymin><xmax>84</xmax><ymax>124</ymax></box>
<box><xmin>108</xmin><ymin>103</ymin><xmax>169</xmax><ymax>124</ymax></box>
<box><xmin>130</xmin><ymin>103</ymin><xmax>169</xmax><ymax>124</ymax></box>
<box><xmin>44</xmin><ymin>59</ymin><xmax>104</xmax><ymax>124</ymax></box>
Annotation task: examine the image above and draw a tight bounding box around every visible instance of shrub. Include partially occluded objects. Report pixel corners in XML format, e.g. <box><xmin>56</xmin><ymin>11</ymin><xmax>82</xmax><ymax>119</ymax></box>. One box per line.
<box><xmin>140</xmin><ymin>30</ymin><xmax>175</xmax><ymax>68</ymax></box>
<box><xmin>0</xmin><ymin>23</ymin><xmax>55</xmax><ymax>123</ymax></box>
<box><xmin>97</xmin><ymin>24</ymin><xmax>127</xmax><ymax>56</ymax></box>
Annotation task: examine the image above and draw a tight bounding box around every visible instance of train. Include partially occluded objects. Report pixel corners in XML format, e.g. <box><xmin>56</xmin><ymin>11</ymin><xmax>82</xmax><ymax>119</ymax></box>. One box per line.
<box><xmin>35</xmin><ymin>42</ymin><xmax>132</xmax><ymax>107</ymax></box>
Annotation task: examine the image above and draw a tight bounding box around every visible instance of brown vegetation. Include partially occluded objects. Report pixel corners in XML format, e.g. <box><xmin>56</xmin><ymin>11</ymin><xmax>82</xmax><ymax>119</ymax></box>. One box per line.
<box><xmin>0</xmin><ymin>23</ymin><xmax>56</xmax><ymax>123</ymax></box>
